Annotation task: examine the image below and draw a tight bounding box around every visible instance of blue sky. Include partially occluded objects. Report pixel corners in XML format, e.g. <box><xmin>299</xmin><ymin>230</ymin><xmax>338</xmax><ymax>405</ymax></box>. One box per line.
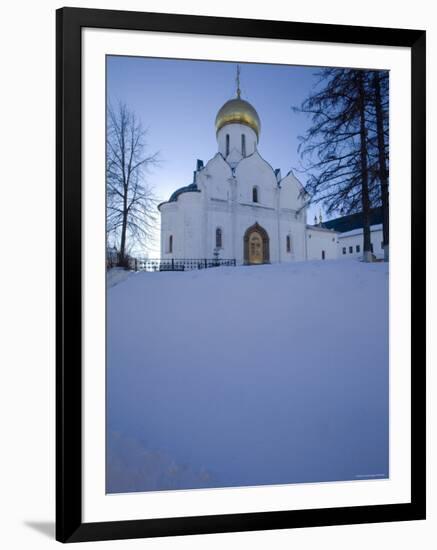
<box><xmin>107</xmin><ymin>56</ymin><xmax>324</xmax><ymax>256</ymax></box>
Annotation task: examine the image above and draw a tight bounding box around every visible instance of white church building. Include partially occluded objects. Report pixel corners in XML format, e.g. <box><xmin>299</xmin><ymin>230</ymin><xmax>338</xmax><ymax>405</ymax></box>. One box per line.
<box><xmin>158</xmin><ymin>77</ymin><xmax>380</xmax><ymax>265</ymax></box>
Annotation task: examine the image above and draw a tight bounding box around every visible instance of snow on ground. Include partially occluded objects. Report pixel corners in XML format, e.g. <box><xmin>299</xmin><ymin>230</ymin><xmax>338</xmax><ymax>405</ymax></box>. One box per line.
<box><xmin>106</xmin><ymin>259</ymin><xmax>389</xmax><ymax>493</ymax></box>
<box><xmin>107</xmin><ymin>267</ymin><xmax>133</xmax><ymax>288</ymax></box>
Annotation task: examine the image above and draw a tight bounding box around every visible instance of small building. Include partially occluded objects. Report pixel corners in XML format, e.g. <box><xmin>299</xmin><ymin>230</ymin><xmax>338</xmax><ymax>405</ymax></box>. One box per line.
<box><xmin>323</xmin><ymin>208</ymin><xmax>384</xmax><ymax>260</ymax></box>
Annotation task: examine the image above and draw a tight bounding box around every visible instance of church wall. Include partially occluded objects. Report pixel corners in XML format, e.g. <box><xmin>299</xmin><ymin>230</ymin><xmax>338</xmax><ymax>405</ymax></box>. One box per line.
<box><xmin>198</xmin><ymin>154</ymin><xmax>232</xmax><ymax>202</ymax></box>
<box><xmin>162</xmin><ymin>192</ymin><xmax>314</xmax><ymax>264</ymax></box>
<box><xmin>235</xmin><ymin>152</ymin><xmax>278</xmax><ymax>208</ymax></box>
<box><xmin>278</xmin><ymin>214</ymin><xmax>307</xmax><ymax>262</ymax></box>
<box><xmin>206</xmin><ymin>206</ymin><xmax>233</xmax><ymax>259</ymax></box>
<box><xmin>279</xmin><ymin>173</ymin><xmax>306</xmax><ymax>211</ymax></box>
<box><xmin>160</xmin><ymin>193</ymin><xmax>203</xmax><ymax>258</ymax></box>
<box><xmin>200</xmin><ymin>204</ymin><xmax>308</xmax><ymax>265</ymax></box>
<box><xmin>197</xmin><ymin>155</ymin><xmax>234</xmax><ymax>258</ymax></box>
<box><xmin>159</xmin><ymin>202</ymin><xmax>178</xmax><ymax>257</ymax></box>
<box><xmin>179</xmin><ymin>194</ymin><xmax>204</xmax><ymax>257</ymax></box>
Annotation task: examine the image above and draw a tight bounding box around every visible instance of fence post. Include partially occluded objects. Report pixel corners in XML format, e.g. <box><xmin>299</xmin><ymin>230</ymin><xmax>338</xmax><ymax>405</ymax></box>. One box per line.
<box><xmin>204</xmin><ymin>259</ymin><xmax>207</xmax><ymax>269</ymax></box>
<box><xmin>171</xmin><ymin>258</ymin><xmax>175</xmax><ymax>271</ymax></box>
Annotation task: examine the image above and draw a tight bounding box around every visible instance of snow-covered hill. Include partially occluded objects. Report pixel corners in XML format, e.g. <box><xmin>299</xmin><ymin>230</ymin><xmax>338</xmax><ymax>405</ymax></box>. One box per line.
<box><xmin>106</xmin><ymin>260</ymin><xmax>389</xmax><ymax>493</ymax></box>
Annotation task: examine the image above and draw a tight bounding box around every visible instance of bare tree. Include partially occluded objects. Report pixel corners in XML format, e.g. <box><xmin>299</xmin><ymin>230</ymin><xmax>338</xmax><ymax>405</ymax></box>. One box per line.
<box><xmin>106</xmin><ymin>102</ymin><xmax>159</xmax><ymax>266</ymax></box>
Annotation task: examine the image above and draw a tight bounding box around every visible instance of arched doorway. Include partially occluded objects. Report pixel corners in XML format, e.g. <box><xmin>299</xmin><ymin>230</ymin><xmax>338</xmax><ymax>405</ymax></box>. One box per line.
<box><xmin>244</xmin><ymin>223</ymin><xmax>270</xmax><ymax>265</ymax></box>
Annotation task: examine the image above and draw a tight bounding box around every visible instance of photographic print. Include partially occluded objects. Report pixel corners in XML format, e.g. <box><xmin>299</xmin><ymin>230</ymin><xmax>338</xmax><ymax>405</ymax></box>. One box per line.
<box><xmin>105</xmin><ymin>57</ymin><xmax>389</xmax><ymax>494</ymax></box>
<box><xmin>56</xmin><ymin>8</ymin><xmax>426</xmax><ymax>542</ymax></box>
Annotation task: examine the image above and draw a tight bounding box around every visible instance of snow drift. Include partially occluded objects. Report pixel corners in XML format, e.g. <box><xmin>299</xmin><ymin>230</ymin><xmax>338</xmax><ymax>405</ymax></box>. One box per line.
<box><xmin>106</xmin><ymin>259</ymin><xmax>389</xmax><ymax>493</ymax></box>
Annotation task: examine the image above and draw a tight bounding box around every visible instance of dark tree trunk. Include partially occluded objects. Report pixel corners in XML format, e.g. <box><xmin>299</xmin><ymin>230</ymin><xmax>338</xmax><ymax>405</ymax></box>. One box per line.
<box><xmin>119</xmin><ymin>193</ymin><xmax>128</xmax><ymax>266</ymax></box>
<box><xmin>357</xmin><ymin>72</ymin><xmax>373</xmax><ymax>262</ymax></box>
<box><xmin>373</xmin><ymin>71</ymin><xmax>389</xmax><ymax>261</ymax></box>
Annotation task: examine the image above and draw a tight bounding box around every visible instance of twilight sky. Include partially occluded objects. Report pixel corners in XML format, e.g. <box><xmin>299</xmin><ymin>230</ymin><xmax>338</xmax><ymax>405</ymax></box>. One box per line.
<box><xmin>107</xmin><ymin>56</ymin><xmax>324</xmax><ymax>256</ymax></box>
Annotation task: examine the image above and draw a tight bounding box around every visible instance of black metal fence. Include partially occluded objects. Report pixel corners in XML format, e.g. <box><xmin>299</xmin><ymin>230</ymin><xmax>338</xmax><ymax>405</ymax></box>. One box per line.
<box><xmin>106</xmin><ymin>247</ymin><xmax>237</xmax><ymax>271</ymax></box>
<box><xmin>133</xmin><ymin>258</ymin><xmax>237</xmax><ymax>272</ymax></box>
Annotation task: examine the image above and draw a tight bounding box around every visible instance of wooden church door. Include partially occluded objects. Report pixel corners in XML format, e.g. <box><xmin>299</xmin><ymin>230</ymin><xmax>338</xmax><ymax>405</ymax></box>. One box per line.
<box><xmin>248</xmin><ymin>231</ymin><xmax>263</xmax><ymax>264</ymax></box>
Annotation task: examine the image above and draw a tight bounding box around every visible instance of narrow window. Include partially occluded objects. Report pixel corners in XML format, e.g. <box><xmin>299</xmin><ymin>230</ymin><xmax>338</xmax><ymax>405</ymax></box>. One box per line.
<box><xmin>252</xmin><ymin>186</ymin><xmax>259</xmax><ymax>203</ymax></box>
<box><xmin>168</xmin><ymin>235</ymin><xmax>173</xmax><ymax>254</ymax></box>
<box><xmin>225</xmin><ymin>134</ymin><xmax>230</xmax><ymax>156</ymax></box>
<box><xmin>241</xmin><ymin>134</ymin><xmax>246</xmax><ymax>157</ymax></box>
<box><xmin>370</xmin><ymin>243</ymin><xmax>374</xmax><ymax>253</ymax></box>
<box><xmin>349</xmin><ymin>246</ymin><xmax>353</xmax><ymax>254</ymax></box>
<box><xmin>356</xmin><ymin>245</ymin><xmax>360</xmax><ymax>253</ymax></box>
<box><xmin>215</xmin><ymin>227</ymin><xmax>222</xmax><ymax>248</ymax></box>
<box><xmin>322</xmin><ymin>250</ymin><xmax>326</xmax><ymax>260</ymax></box>
<box><xmin>342</xmin><ymin>247</ymin><xmax>346</xmax><ymax>255</ymax></box>
<box><xmin>286</xmin><ymin>235</ymin><xmax>291</xmax><ymax>253</ymax></box>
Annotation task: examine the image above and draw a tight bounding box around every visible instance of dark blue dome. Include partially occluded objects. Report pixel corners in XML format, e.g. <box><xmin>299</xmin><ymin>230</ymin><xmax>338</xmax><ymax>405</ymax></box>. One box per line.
<box><xmin>168</xmin><ymin>183</ymin><xmax>199</xmax><ymax>203</ymax></box>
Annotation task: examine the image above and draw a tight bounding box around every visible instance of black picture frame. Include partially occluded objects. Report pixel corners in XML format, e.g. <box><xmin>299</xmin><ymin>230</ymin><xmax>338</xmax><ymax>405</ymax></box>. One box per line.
<box><xmin>56</xmin><ymin>7</ymin><xmax>426</xmax><ymax>543</ymax></box>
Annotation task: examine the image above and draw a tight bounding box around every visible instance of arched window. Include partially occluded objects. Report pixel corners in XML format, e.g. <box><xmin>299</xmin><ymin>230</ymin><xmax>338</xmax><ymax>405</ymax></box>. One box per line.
<box><xmin>168</xmin><ymin>235</ymin><xmax>173</xmax><ymax>254</ymax></box>
<box><xmin>215</xmin><ymin>227</ymin><xmax>223</xmax><ymax>248</ymax></box>
<box><xmin>252</xmin><ymin>186</ymin><xmax>259</xmax><ymax>203</ymax></box>
<box><xmin>286</xmin><ymin>234</ymin><xmax>291</xmax><ymax>253</ymax></box>
<box><xmin>241</xmin><ymin>134</ymin><xmax>246</xmax><ymax>157</ymax></box>
<box><xmin>225</xmin><ymin>134</ymin><xmax>230</xmax><ymax>156</ymax></box>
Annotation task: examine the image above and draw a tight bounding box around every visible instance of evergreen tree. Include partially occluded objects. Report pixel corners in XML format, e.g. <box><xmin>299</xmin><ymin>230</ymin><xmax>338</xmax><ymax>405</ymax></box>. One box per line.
<box><xmin>295</xmin><ymin>68</ymin><xmax>388</xmax><ymax>262</ymax></box>
<box><xmin>368</xmin><ymin>71</ymin><xmax>389</xmax><ymax>261</ymax></box>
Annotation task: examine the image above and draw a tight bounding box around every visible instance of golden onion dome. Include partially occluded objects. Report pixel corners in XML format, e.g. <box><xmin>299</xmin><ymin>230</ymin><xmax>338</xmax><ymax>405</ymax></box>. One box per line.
<box><xmin>215</xmin><ymin>97</ymin><xmax>261</xmax><ymax>139</ymax></box>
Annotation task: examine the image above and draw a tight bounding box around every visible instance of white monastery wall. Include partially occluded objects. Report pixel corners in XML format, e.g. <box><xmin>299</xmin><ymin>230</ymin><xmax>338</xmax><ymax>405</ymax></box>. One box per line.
<box><xmin>338</xmin><ymin>225</ymin><xmax>384</xmax><ymax>259</ymax></box>
<box><xmin>306</xmin><ymin>227</ymin><xmax>339</xmax><ymax>261</ymax></box>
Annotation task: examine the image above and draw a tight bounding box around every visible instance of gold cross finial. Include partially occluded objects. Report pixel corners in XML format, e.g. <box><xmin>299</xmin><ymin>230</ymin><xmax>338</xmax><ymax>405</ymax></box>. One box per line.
<box><xmin>236</xmin><ymin>65</ymin><xmax>241</xmax><ymax>99</ymax></box>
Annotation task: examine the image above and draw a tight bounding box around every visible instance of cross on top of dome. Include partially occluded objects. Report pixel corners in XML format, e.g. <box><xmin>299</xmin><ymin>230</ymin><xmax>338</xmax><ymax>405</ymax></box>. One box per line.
<box><xmin>215</xmin><ymin>65</ymin><xmax>261</xmax><ymax>138</ymax></box>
